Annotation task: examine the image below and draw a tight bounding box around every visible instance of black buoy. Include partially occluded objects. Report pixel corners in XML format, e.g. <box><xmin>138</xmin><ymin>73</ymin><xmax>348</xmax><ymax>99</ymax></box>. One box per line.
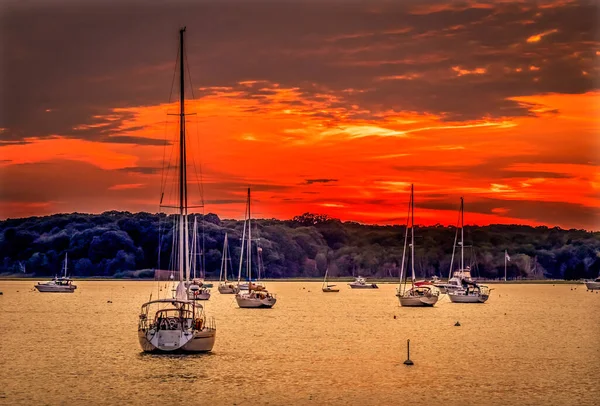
<box><xmin>454</xmin><ymin>321</ymin><xmax>461</xmax><ymax>326</ymax></box>
<box><xmin>403</xmin><ymin>339</ymin><xmax>414</xmax><ymax>365</ymax></box>
<box><xmin>393</xmin><ymin>315</ymin><xmax>397</xmax><ymax>319</ymax></box>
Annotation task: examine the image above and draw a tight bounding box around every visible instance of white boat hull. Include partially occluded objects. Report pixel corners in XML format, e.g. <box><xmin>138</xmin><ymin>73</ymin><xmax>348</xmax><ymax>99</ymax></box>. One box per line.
<box><xmin>449</xmin><ymin>292</ymin><xmax>489</xmax><ymax>303</ymax></box>
<box><xmin>236</xmin><ymin>295</ymin><xmax>277</xmax><ymax>308</ymax></box>
<box><xmin>397</xmin><ymin>294</ymin><xmax>438</xmax><ymax>307</ymax></box>
<box><xmin>349</xmin><ymin>284</ymin><xmax>378</xmax><ymax>289</ymax></box>
<box><xmin>138</xmin><ymin>327</ymin><xmax>216</xmax><ymax>353</ymax></box>
<box><xmin>34</xmin><ymin>284</ymin><xmax>76</xmax><ymax>293</ymax></box>
<box><xmin>218</xmin><ymin>284</ymin><xmax>238</xmax><ymax>294</ymax></box>
<box><xmin>188</xmin><ymin>291</ymin><xmax>211</xmax><ymax>300</ymax></box>
<box><xmin>585</xmin><ymin>281</ymin><xmax>600</xmax><ymax>290</ymax></box>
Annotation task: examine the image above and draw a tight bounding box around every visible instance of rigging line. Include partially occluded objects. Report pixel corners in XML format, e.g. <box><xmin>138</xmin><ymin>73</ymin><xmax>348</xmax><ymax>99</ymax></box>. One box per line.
<box><xmin>157</xmin><ymin>37</ymin><xmax>180</xmax><ymax>288</ymax></box>
<box><xmin>183</xmin><ymin>41</ymin><xmax>205</xmax><ymax>208</ymax></box>
<box><xmin>181</xmin><ymin>41</ymin><xmax>209</xmax><ymax>282</ymax></box>
<box><xmin>160</xmin><ymin>43</ymin><xmax>181</xmax><ymax>201</ymax></box>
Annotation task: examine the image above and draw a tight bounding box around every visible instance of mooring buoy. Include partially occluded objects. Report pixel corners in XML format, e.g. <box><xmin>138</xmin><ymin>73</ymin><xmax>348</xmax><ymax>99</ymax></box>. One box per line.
<box><xmin>403</xmin><ymin>339</ymin><xmax>414</xmax><ymax>365</ymax></box>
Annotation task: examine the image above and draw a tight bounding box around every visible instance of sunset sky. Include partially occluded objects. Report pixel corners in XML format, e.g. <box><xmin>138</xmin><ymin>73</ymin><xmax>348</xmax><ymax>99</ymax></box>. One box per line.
<box><xmin>1</xmin><ymin>0</ymin><xmax>598</xmax><ymax>229</ymax></box>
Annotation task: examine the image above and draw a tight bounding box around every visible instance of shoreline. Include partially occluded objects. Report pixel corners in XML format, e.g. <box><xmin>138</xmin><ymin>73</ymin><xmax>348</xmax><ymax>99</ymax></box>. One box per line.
<box><xmin>0</xmin><ymin>277</ymin><xmax>582</xmax><ymax>284</ymax></box>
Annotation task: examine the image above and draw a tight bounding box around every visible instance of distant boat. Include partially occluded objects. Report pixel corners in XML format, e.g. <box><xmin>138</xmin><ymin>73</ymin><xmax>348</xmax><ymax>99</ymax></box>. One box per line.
<box><xmin>218</xmin><ymin>233</ymin><xmax>239</xmax><ymax>294</ymax></box>
<box><xmin>34</xmin><ymin>253</ymin><xmax>77</xmax><ymax>293</ymax></box>
<box><xmin>186</xmin><ymin>216</ymin><xmax>211</xmax><ymax>301</ymax></box>
<box><xmin>322</xmin><ymin>266</ymin><xmax>339</xmax><ymax>293</ymax></box>
<box><xmin>137</xmin><ymin>27</ymin><xmax>216</xmax><ymax>353</ymax></box>
<box><xmin>447</xmin><ymin>197</ymin><xmax>490</xmax><ymax>303</ymax></box>
<box><xmin>585</xmin><ymin>277</ymin><xmax>600</xmax><ymax>290</ymax></box>
<box><xmin>235</xmin><ymin>188</ymin><xmax>277</xmax><ymax>308</ymax></box>
<box><xmin>348</xmin><ymin>276</ymin><xmax>378</xmax><ymax>289</ymax></box>
<box><xmin>395</xmin><ymin>184</ymin><xmax>439</xmax><ymax>307</ymax></box>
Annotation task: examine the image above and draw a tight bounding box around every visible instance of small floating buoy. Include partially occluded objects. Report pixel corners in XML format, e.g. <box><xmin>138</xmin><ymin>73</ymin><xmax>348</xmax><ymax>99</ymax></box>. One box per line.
<box><xmin>307</xmin><ymin>290</ymin><xmax>311</xmax><ymax>293</ymax></box>
<box><xmin>403</xmin><ymin>339</ymin><xmax>414</xmax><ymax>366</ymax></box>
<box><xmin>107</xmin><ymin>300</ymin><xmax>112</xmax><ymax>303</ymax></box>
<box><xmin>302</xmin><ymin>287</ymin><xmax>305</xmax><ymax>290</ymax></box>
<box><xmin>393</xmin><ymin>315</ymin><xmax>397</xmax><ymax>319</ymax></box>
<box><xmin>454</xmin><ymin>321</ymin><xmax>461</xmax><ymax>326</ymax></box>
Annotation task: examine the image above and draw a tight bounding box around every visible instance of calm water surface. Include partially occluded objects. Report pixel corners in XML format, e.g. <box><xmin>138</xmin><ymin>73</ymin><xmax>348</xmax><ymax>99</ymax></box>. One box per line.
<box><xmin>1</xmin><ymin>281</ymin><xmax>598</xmax><ymax>405</ymax></box>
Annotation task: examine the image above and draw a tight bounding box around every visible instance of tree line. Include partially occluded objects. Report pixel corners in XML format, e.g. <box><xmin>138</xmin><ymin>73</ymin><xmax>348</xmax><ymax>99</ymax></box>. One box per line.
<box><xmin>1</xmin><ymin>211</ymin><xmax>599</xmax><ymax>280</ymax></box>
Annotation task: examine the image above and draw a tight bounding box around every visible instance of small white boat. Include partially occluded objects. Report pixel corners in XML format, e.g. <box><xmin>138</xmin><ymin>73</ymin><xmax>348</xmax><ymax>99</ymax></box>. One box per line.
<box><xmin>447</xmin><ymin>197</ymin><xmax>490</xmax><ymax>304</ymax></box>
<box><xmin>322</xmin><ymin>266</ymin><xmax>339</xmax><ymax>293</ymax></box>
<box><xmin>187</xmin><ymin>280</ymin><xmax>211</xmax><ymax>300</ymax></box>
<box><xmin>235</xmin><ymin>188</ymin><xmax>277</xmax><ymax>308</ymax></box>
<box><xmin>348</xmin><ymin>276</ymin><xmax>378</xmax><ymax>289</ymax></box>
<box><xmin>434</xmin><ymin>268</ymin><xmax>474</xmax><ymax>293</ymax></box>
<box><xmin>585</xmin><ymin>277</ymin><xmax>600</xmax><ymax>290</ymax></box>
<box><xmin>236</xmin><ymin>283</ymin><xmax>277</xmax><ymax>308</ymax></box>
<box><xmin>34</xmin><ymin>253</ymin><xmax>77</xmax><ymax>293</ymax></box>
<box><xmin>396</xmin><ymin>185</ymin><xmax>439</xmax><ymax>307</ymax></box>
<box><xmin>218</xmin><ymin>233</ymin><xmax>239</xmax><ymax>294</ymax></box>
<box><xmin>186</xmin><ymin>217</ymin><xmax>211</xmax><ymax>301</ymax></box>
<box><xmin>448</xmin><ymin>284</ymin><xmax>490</xmax><ymax>303</ymax></box>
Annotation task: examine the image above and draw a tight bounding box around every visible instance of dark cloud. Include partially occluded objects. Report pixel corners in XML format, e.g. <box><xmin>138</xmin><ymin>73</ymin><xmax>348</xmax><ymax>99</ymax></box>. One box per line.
<box><xmin>417</xmin><ymin>196</ymin><xmax>600</xmax><ymax>230</ymax></box>
<box><xmin>1</xmin><ymin>0</ymin><xmax>597</xmax><ymax>143</ymax></box>
<box><xmin>393</xmin><ymin>153</ymin><xmax>595</xmax><ymax>179</ymax></box>
<box><xmin>117</xmin><ymin>166</ymin><xmax>162</xmax><ymax>175</ymax></box>
<box><xmin>304</xmin><ymin>178</ymin><xmax>339</xmax><ymax>184</ymax></box>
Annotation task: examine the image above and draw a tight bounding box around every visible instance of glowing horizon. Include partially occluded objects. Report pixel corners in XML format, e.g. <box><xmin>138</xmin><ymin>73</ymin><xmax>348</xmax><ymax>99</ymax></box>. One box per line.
<box><xmin>1</xmin><ymin>0</ymin><xmax>598</xmax><ymax>230</ymax></box>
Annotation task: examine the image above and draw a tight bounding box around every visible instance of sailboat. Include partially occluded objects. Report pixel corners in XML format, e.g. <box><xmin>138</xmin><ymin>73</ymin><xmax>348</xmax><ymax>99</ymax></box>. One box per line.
<box><xmin>34</xmin><ymin>253</ymin><xmax>77</xmax><ymax>293</ymax></box>
<box><xmin>447</xmin><ymin>197</ymin><xmax>491</xmax><ymax>303</ymax></box>
<box><xmin>137</xmin><ymin>27</ymin><xmax>216</xmax><ymax>353</ymax></box>
<box><xmin>396</xmin><ymin>184</ymin><xmax>439</xmax><ymax>307</ymax></box>
<box><xmin>235</xmin><ymin>188</ymin><xmax>277</xmax><ymax>308</ymax></box>
<box><xmin>218</xmin><ymin>233</ymin><xmax>238</xmax><ymax>294</ymax></box>
<box><xmin>322</xmin><ymin>265</ymin><xmax>339</xmax><ymax>293</ymax></box>
<box><xmin>186</xmin><ymin>216</ymin><xmax>211</xmax><ymax>300</ymax></box>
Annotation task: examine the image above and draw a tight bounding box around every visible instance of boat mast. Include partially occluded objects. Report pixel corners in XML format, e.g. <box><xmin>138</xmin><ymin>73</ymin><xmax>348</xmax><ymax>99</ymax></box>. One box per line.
<box><xmin>237</xmin><ymin>208</ymin><xmax>247</xmax><ymax>284</ymax></box>
<box><xmin>64</xmin><ymin>252</ymin><xmax>68</xmax><ymax>278</ymax></box>
<box><xmin>410</xmin><ymin>184</ymin><xmax>415</xmax><ymax>288</ymax></box>
<box><xmin>177</xmin><ymin>27</ymin><xmax>189</xmax><ymax>284</ymax></box>
<box><xmin>191</xmin><ymin>216</ymin><xmax>198</xmax><ymax>281</ymax></box>
<box><xmin>247</xmin><ymin>188</ymin><xmax>252</xmax><ymax>281</ymax></box>
<box><xmin>460</xmin><ymin>197</ymin><xmax>464</xmax><ymax>272</ymax></box>
<box><xmin>219</xmin><ymin>234</ymin><xmax>226</xmax><ymax>283</ymax></box>
<box><xmin>398</xmin><ymin>185</ymin><xmax>410</xmax><ymax>294</ymax></box>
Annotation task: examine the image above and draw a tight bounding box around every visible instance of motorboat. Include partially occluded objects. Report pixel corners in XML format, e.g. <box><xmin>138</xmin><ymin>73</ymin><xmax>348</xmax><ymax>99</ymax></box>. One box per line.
<box><xmin>34</xmin><ymin>253</ymin><xmax>77</xmax><ymax>293</ymax></box>
<box><xmin>348</xmin><ymin>276</ymin><xmax>378</xmax><ymax>289</ymax></box>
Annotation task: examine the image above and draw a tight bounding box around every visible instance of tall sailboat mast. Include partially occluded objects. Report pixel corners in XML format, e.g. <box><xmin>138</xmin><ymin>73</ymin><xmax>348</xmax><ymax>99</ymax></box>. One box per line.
<box><xmin>63</xmin><ymin>252</ymin><xmax>68</xmax><ymax>278</ymax></box>
<box><xmin>178</xmin><ymin>27</ymin><xmax>189</xmax><ymax>283</ymax></box>
<box><xmin>247</xmin><ymin>188</ymin><xmax>252</xmax><ymax>281</ymax></box>
<box><xmin>460</xmin><ymin>197</ymin><xmax>464</xmax><ymax>271</ymax></box>
<box><xmin>410</xmin><ymin>184</ymin><xmax>415</xmax><ymax>288</ymax></box>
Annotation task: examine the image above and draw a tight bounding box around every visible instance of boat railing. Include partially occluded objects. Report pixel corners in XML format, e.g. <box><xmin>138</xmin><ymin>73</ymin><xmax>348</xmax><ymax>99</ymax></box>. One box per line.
<box><xmin>204</xmin><ymin>316</ymin><xmax>216</xmax><ymax>331</ymax></box>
